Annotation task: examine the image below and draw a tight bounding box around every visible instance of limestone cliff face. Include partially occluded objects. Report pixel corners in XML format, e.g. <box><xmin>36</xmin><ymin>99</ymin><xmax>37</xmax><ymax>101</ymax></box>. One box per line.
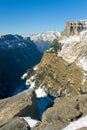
<box><xmin>63</xmin><ymin>20</ymin><xmax>87</xmax><ymax>36</ymax></box>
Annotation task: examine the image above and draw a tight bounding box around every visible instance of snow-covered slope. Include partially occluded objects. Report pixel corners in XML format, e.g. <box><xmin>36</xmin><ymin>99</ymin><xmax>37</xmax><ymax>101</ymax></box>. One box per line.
<box><xmin>30</xmin><ymin>31</ymin><xmax>61</xmax><ymax>52</ymax></box>
<box><xmin>58</xmin><ymin>30</ymin><xmax>87</xmax><ymax>64</ymax></box>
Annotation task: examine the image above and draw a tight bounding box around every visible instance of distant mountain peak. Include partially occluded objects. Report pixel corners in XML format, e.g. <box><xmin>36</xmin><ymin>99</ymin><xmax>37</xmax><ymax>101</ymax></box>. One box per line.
<box><xmin>30</xmin><ymin>31</ymin><xmax>61</xmax><ymax>52</ymax></box>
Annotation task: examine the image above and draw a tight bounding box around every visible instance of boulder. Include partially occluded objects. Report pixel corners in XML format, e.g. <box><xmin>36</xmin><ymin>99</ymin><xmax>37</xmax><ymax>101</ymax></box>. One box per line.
<box><xmin>32</xmin><ymin>94</ymin><xmax>87</xmax><ymax>130</ymax></box>
<box><xmin>0</xmin><ymin>117</ymin><xmax>30</xmax><ymax>130</ymax></box>
<box><xmin>0</xmin><ymin>89</ymin><xmax>39</xmax><ymax>127</ymax></box>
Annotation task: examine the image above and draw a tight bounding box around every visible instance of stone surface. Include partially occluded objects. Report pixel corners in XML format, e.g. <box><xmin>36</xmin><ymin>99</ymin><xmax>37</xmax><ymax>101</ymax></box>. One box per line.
<box><xmin>77</xmin><ymin>128</ymin><xmax>87</xmax><ymax>130</ymax></box>
<box><xmin>63</xmin><ymin>20</ymin><xmax>87</xmax><ymax>36</ymax></box>
<box><xmin>0</xmin><ymin>117</ymin><xmax>30</xmax><ymax>130</ymax></box>
<box><xmin>0</xmin><ymin>89</ymin><xmax>39</xmax><ymax>127</ymax></box>
<box><xmin>26</xmin><ymin>29</ymin><xmax>87</xmax><ymax>98</ymax></box>
<box><xmin>32</xmin><ymin>94</ymin><xmax>87</xmax><ymax>130</ymax></box>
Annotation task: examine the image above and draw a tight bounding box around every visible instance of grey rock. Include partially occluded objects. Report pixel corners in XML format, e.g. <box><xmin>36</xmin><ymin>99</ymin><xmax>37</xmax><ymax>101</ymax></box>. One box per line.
<box><xmin>0</xmin><ymin>89</ymin><xmax>39</xmax><ymax>127</ymax></box>
<box><xmin>77</xmin><ymin>128</ymin><xmax>87</xmax><ymax>130</ymax></box>
<box><xmin>63</xmin><ymin>20</ymin><xmax>87</xmax><ymax>36</ymax></box>
<box><xmin>32</xmin><ymin>94</ymin><xmax>87</xmax><ymax>130</ymax></box>
<box><xmin>0</xmin><ymin>117</ymin><xmax>30</xmax><ymax>130</ymax></box>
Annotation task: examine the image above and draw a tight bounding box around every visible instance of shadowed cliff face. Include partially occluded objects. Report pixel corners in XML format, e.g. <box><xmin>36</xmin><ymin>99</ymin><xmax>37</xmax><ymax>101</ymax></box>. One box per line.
<box><xmin>0</xmin><ymin>34</ymin><xmax>42</xmax><ymax>99</ymax></box>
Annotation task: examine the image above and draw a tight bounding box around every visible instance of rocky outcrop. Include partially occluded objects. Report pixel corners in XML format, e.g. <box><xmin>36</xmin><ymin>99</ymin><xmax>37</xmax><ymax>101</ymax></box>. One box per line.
<box><xmin>0</xmin><ymin>89</ymin><xmax>39</xmax><ymax>127</ymax></box>
<box><xmin>32</xmin><ymin>94</ymin><xmax>87</xmax><ymax>130</ymax></box>
<box><xmin>0</xmin><ymin>117</ymin><xmax>30</xmax><ymax>130</ymax></box>
<box><xmin>63</xmin><ymin>20</ymin><xmax>87</xmax><ymax>36</ymax></box>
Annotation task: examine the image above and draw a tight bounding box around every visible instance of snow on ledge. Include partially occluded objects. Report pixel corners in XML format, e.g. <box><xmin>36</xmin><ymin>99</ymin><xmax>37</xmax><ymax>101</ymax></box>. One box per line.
<box><xmin>33</xmin><ymin>66</ymin><xmax>38</xmax><ymax>71</ymax></box>
<box><xmin>35</xmin><ymin>87</ymin><xmax>47</xmax><ymax>98</ymax></box>
<box><xmin>21</xmin><ymin>73</ymin><xmax>28</xmax><ymax>79</ymax></box>
<box><xmin>78</xmin><ymin>57</ymin><xmax>87</xmax><ymax>71</ymax></box>
<box><xmin>63</xmin><ymin>115</ymin><xmax>87</xmax><ymax>130</ymax></box>
<box><xmin>22</xmin><ymin>117</ymin><xmax>41</xmax><ymax>128</ymax></box>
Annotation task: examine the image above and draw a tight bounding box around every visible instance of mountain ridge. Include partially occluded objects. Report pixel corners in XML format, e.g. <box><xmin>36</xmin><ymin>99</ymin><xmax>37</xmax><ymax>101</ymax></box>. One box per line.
<box><xmin>0</xmin><ymin>34</ymin><xmax>42</xmax><ymax>98</ymax></box>
<box><xmin>30</xmin><ymin>31</ymin><xmax>61</xmax><ymax>52</ymax></box>
<box><xmin>24</xmin><ymin>22</ymin><xmax>87</xmax><ymax>97</ymax></box>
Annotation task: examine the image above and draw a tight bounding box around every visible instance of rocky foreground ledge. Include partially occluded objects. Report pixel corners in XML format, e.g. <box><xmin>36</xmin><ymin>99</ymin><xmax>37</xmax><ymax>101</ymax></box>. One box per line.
<box><xmin>1</xmin><ymin>89</ymin><xmax>87</xmax><ymax>130</ymax></box>
<box><xmin>32</xmin><ymin>94</ymin><xmax>87</xmax><ymax>130</ymax></box>
<box><xmin>0</xmin><ymin>89</ymin><xmax>39</xmax><ymax>128</ymax></box>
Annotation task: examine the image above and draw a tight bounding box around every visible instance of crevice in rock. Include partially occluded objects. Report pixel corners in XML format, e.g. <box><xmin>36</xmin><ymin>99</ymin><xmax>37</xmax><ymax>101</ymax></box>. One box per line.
<box><xmin>71</xmin><ymin>112</ymin><xmax>83</xmax><ymax>122</ymax></box>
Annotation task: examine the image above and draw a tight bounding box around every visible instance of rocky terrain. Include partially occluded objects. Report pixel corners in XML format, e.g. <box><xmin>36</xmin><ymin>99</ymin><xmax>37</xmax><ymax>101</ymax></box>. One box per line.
<box><xmin>1</xmin><ymin>20</ymin><xmax>87</xmax><ymax>130</ymax></box>
<box><xmin>32</xmin><ymin>94</ymin><xmax>87</xmax><ymax>130</ymax></box>
<box><xmin>25</xmin><ymin>27</ymin><xmax>87</xmax><ymax>98</ymax></box>
<box><xmin>30</xmin><ymin>31</ymin><xmax>61</xmax><ymax>52</ymax></box>
<box><xmin>0</xmin><ymin>89</ymin><xmax>39</xmax><ymax>127</ymax></box>
<box><xmin>0</xmin><ymin>34</ymin><xmax>42</xmax><ymax>98</ymax></box>
<box><xmin>63</xmin><ymin>20</ymin><xmax>87</xmax><ymax>36</ymax></box>
<box><xmin>0</xmin><ymin>117</ymin><xmax>30</xmax><ymax>130</ymax></box>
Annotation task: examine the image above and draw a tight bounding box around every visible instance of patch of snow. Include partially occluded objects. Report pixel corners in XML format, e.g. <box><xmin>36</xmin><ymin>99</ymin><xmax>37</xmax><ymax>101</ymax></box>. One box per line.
<box><xmin>78</xmin><ymin>57</ymin><xmax>87</xmax><ymax>71</ymax></box>
<box><xmin>29</xmin><ymin>82</ymin><xmax>35</xmax><ymax>89</ymax></box>
<box><xmin>58</xmin><ymin>30</ymin><xmax>87</xmax><ymax>64</ymax></box>
<box><xmin>33</xmin><ymin>66</ymin><xmax>38</xmax><ymax>71</ymax></box>
<box><xmin>80</xmin><ymin>30</ymin><xmax>87</xmax><ymax>41</ymax></box>
<box><xmin>46</xmin><ymin>47</ymin><xmax>54</xmax><ymax>52</ymax></box>
<box><xmin>58</xmin><ymin>35</ymin><xmax>81</xmax><ymax>63</ymax></box>
<box><xmin>22</xmin><ymin>117</ymin><xmax>40</xmax><ymax>128</ymax></box>
<box><xmin>35</xmin><ymin>87</ymin><xmax>47</xmax><ymax>98</ymax></box>
<box><xmin>21</xmin><ymin>73</ymin><xmax>28</xmax><ymax>79</ymax></box>
<box><xmin>26</xmin><ymin>77</ymin><xmax>35</xmax><ymax>89</ymax></box>
<box><xmin>25</xmin><ymin>74</ymin><xmax>37</xmax><ymax>90</ymax></box>
<box><xmin>81</xmin><ymin>72</ymin><xmax>87</xmax><ymax>84</ymax></box>
<box><xmin>60</xmin><ymin>35</ymin><xmax>80</xmax><ymax>45</ymax></box>
<box><xmin>63</xmin><ymin>115</ymin><xmax>87</xmax><ymax>130</ymax></box>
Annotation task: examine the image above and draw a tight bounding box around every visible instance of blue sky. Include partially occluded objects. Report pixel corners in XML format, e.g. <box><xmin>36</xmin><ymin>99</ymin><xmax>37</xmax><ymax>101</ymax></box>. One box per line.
<box><xmin>0</xmin><ymin>0</ymin><xmax>87</xmax><ymax>35</ymax></box>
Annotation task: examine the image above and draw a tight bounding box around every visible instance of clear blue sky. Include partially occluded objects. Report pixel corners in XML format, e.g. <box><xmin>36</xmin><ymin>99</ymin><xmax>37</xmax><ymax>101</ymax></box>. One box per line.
<box><xmin>0</xmin><ymin>0</ymin><xmax>87</xmax><ymax>35</ymax></box>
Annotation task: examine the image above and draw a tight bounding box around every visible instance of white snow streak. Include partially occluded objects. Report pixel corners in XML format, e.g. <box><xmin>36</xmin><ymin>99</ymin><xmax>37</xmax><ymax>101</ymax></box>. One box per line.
<box><xmin>63</xmin><ymin>115</ymin><xmax>87</xmax><ymax>130</ymax></box>
<box><xmin>78</xmin><ymin>57</ymin><xmax>87</xmax><ymax>71</ymax></box>
<box><xmin>22</xmin><ymin>117</ymin><xmax>40</xmax><ymax>128</ymax></box>
<box><xmin>35</xmin><ymin>87</ymin><xmax>47</xmax><ymax>98</ymax></box>
<box><xmin>21</xmin><ymin>73</ymin><xmax>28</xmax><ymax>79</ymax></box>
